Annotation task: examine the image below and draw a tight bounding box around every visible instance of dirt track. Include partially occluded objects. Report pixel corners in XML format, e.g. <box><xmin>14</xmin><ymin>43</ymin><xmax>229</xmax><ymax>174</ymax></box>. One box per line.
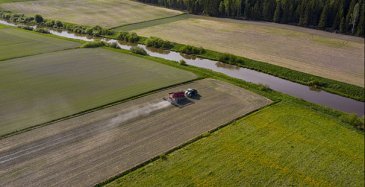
<box><xmin>0</xmin><ymin>79</ymin><xmax>271</xmax><ymax>186</ymax></box>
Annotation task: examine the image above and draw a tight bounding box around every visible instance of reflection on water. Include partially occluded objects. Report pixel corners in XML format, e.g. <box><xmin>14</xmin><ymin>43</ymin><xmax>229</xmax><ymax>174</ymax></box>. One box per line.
<box><xmin>49</xmin><ymin>30</ymin><xmax>94</xmax><ymax>41</ymax></box>
<box><xmin>180</xmin><ymin>53</ymin><xmax>197</xmax><ymax>60</ymax></box>
<box><xmin>1</xmin><ymin>19</ymin><xmax>364</xmax><ymax>115</ymax></box>
<box><xmin>215</xmin><ymin>62</ymin><xmax>240</xmax><ymax>70</ymax></box>
<box><xmin>309</xmin><ymin>86</ymin><xmax>322</xmax><ymax>92</ymax></box>
<box><xmin>146</xmin><ymin>47</ymin><xmax>170</xmax><ymax>54</ymax></box>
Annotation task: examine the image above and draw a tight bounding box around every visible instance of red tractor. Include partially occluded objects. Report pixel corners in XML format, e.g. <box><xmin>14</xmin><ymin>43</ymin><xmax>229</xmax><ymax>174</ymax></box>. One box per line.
<box><xmin>167</xmin><ymin>91</ymin><xmax>186</xmax><ymax>104</ymax></box>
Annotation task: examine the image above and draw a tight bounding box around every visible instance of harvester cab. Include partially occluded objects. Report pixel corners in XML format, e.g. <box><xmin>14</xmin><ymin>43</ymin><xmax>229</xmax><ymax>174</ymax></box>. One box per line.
<box><xmin>185</xmin><ymin>88</ymin><xmax>198</xmax><ymax>98</ymax></box>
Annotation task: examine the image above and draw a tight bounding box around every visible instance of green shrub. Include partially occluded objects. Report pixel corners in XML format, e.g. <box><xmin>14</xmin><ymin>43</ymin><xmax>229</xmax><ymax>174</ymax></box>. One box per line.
<box><xmin>9</xmin><ymin>13</ymin><xmax>24</xmax><ymax>22</ymax></box>
<box><xmin>0</xmin><ymin>11</ymin><xmax>33</xmax><ymax>24</ymax></box>
<box><xmin>340</xmin><ymin>114</ymin><xmax>364</xmax><ymax>130</ymax></box>
<box><xmin>127</xmin><ymin>32</ymin><xmax>140</xmax><ymax>43</ymax></box>
<box><xmin>1</xmin><ymin>13</ymin><xmax>10</xmax><ymax>21</ymax></box>
<box><xmin>81</xmin><ymin>41</ymin><xmax>105</xmax><ymax>48</ymax></box>
<box><xmin>116</xmin><ymin>32</ymin><xmax>128</xmax><ymax>40</ymax></box>
<box><xmin>18</xmin><ymin>25</ymin><xmax>33</xmax><ymax>31</ymax></box>
<box><xmin>145</xmin><ymin>37</ymin><xmax>173</xmax><ymax>49</ymax></box>
<box><xmin>116</xmin><ymin>32</ymin><xmax>140</xmax><ymax>43</ymax></box>
<box><xmin>130</xmin><ymin>46</ymin><xmax>148</xmax><ymax>55</ymax></box>
<box><xmin>159</xmin><ymin>154</ymin><xmax>168</xmax><ymax>161</ymax></box>
<box><xmin>258</xmin><ymin>84</ymin><xmax>272</xmax><ymax>92</ymax></box>
<box><xmin>34</xmin><ymin>14</ymin><xmax>44</xmax><ymax>23</ymax></box>
<box><xmin>54</xmin><ymin>20</ymin><xmax>63</xmax><ymax>28</ymax></box>
<box><xmin>89</xmin><ymin>25</ymin><xmax>113</xmax><ymax>36</ymax></box>
<box><xmin>308</xmin><ymin>80</ymin><xmax>327</xmax><ymax>88</ymax></box>
<box><xmin>218</xmin><ymin>53</ymin><xmax>244</xmax><ymax>65</ymax></box>
<box><xmin>179</xmin><ymin>59</ymin><xmax>187</xmax><ymax>66</ymax></box>
<box><xmin>44</xmin><ymin>20</ymin><xmax>55</xmax><ymax>27</ymax></box>
<box><xmin>34</xmin><ymin>28</ymin><xmax>50</xmax><ymax>34</ymax></box>
<box><xmin>179</xmin><ymin>45</ymin><xmax>205</xmax><ymax>55</ymax></box>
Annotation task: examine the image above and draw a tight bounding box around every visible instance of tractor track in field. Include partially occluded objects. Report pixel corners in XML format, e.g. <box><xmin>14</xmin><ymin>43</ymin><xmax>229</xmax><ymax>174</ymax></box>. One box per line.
<box><xmin>0</xmin><ymin>102</ymin><xmax>168</xmax><ymax>165</ymax></box>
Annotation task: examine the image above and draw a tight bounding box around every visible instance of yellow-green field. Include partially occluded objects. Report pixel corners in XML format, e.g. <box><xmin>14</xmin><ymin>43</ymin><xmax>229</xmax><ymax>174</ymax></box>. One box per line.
<box><xmin>106</xmin><ymin>101</ymin><xmax>364</xmax><ymax>186</ymax></box>
<box><xmin>0</xmin><ymin>0</ymin><xmax>182</xmax><ymax>28</ymax></box>
<box><xmin>131</xmin><ymin>15</ymin><xmax>365</xmax><ymax>87</ymax></box>
<box><xmin>0</xmin><ymin>26</ymin><xmax>79</xmax><ymax>61</ymax></box>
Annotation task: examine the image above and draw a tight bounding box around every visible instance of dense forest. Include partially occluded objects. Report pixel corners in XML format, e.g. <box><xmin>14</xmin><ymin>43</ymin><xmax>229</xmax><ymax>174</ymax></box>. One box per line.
<box><xmin>137</xmin><ymin>0</ymin><xmax>365</xmax><ymax>37</ymax></box>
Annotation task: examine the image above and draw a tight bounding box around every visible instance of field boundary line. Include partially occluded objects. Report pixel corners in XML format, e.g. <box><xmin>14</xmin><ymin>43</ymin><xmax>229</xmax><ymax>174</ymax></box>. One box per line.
<box><xmin>0</xmin><ymin>47</ymin><xmax>80</xmax><ymax>62</ymax></box>
<box><xmin>109</xmin><ymin>13</ymin><xmax>188</xmax><ymax>30</ymax></box>
<box><xmin>94</xmin><ymin>100</ymin><xmax>280</xmax><ymax>187</ymax></box>
<box><xmin>0</xmin><ymin>77</ymin><xmax>203</xmax><ymax>140</ymax></box>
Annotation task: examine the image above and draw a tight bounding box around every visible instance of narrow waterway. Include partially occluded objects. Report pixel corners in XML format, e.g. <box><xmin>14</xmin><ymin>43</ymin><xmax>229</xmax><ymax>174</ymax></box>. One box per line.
<box><xmin>1</xmin><ymin>20</ymin><xmax>364</xmax><ymax>115</ymax></box>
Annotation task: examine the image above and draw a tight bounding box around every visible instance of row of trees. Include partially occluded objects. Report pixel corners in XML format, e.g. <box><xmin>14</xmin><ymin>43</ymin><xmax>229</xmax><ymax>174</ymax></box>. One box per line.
<box><xmin>138</xmin><ymin>0</ymin><xmax>364</xmax><ymax>36</ymax></box>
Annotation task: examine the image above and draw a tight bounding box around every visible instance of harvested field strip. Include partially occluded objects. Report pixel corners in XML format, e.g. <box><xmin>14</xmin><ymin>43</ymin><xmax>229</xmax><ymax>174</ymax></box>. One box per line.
<box><xmin>112</xmin><ymin>14</ymin><xmax>189</xmax><ymax>32</ymax></box>
<box><xmin>0</xmin><ymin>0</ymin><xmax>182</xmax><ymax>27</ymax></box>
<box><xmin>0</xmin><ymin>79</ymin><xmax>271</xmax><ymax>186</ymax></box>
<box><xmin>0</xmin><ymin>27</ymin><xmax>79</xmax><ymax>61</ymax></box>
<box><xmin>0</xmin><ymin>48</ymin><xmax>197</xmax><ymax>136</ymax></box>
<box><xmin>105</xmin><ymin>101</ymin><xmax>364</xmax><ymax>187</ymax></box>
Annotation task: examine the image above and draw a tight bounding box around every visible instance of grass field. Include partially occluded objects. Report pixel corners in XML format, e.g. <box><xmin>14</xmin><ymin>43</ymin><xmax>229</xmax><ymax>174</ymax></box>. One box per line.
<box><xmin>131</xmin><ymin>15</ymin><xmax>365</xmax><ymax>87</ymax></box>
<box><xmin>0</xmin><ymin>0</ymin><xmax>182</xmax><ymax>28</ymax></box>
<box><xmin>0</xmin><ymin>48</ymin><xmax>196</xmax><ymax>136</ymax></box>
<box><xmin>0</xmin><ymin>79</ymin><xmax>271</xmax><ymax>186</ymax></box>
<box><xmin>0</xmin><ymin>27</ymin><xmax>79</xmax><ymax>61</ymax></box>
<box><xmin>106</xmin><ymin>101</ymin><xmax>364</xmax><ymax>187</ymax></box>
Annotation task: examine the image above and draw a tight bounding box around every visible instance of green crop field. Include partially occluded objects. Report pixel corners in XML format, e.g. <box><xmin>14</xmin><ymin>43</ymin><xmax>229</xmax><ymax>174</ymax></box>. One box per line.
<box><xmin>0</xmin><ymin>27</ymin><xmax>79</xmax><ymax>61</ymax></box>
<box><xmin>106</xmin><ymin>101</ymin><xmax>364</xmax><ymax>187</ymax></box>
<box><xmin>0</xmin><ymin>48</ymin><xmax>197</xmax><ymax>136</ymax></box>
<box><xmin>0</xmin><ymin>0</ymin><xmax>183</xmax><ymax>28</ymax></box>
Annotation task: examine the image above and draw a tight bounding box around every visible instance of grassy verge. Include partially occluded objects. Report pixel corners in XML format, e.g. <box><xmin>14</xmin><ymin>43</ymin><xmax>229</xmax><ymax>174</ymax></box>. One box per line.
<box><xmin>104</xmin><ymin>100</ymin><xmax>364</xmax><ymax>187</ymax></box>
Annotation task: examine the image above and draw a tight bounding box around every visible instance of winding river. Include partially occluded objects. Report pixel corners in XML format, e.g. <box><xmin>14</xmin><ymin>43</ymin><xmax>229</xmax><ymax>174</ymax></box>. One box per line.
<box><xmin>1</xmin><ymin>20</ymin><xmax>364</xmax><ymax>116</ymax></box>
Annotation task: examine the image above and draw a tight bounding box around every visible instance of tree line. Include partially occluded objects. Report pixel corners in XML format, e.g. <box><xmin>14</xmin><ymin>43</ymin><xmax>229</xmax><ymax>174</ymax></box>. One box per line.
<box><xmin>137</xmin><ymin>0</ymin><xmax>364</xmax><ymax>37</ymax></box>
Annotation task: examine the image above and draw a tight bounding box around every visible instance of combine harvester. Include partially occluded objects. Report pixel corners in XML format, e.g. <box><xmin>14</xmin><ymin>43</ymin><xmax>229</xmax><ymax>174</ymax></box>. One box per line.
<box><xmin>164</xmin><ymin>88</ymin><xmax>198</xmax><ymax>108</ymax></box>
